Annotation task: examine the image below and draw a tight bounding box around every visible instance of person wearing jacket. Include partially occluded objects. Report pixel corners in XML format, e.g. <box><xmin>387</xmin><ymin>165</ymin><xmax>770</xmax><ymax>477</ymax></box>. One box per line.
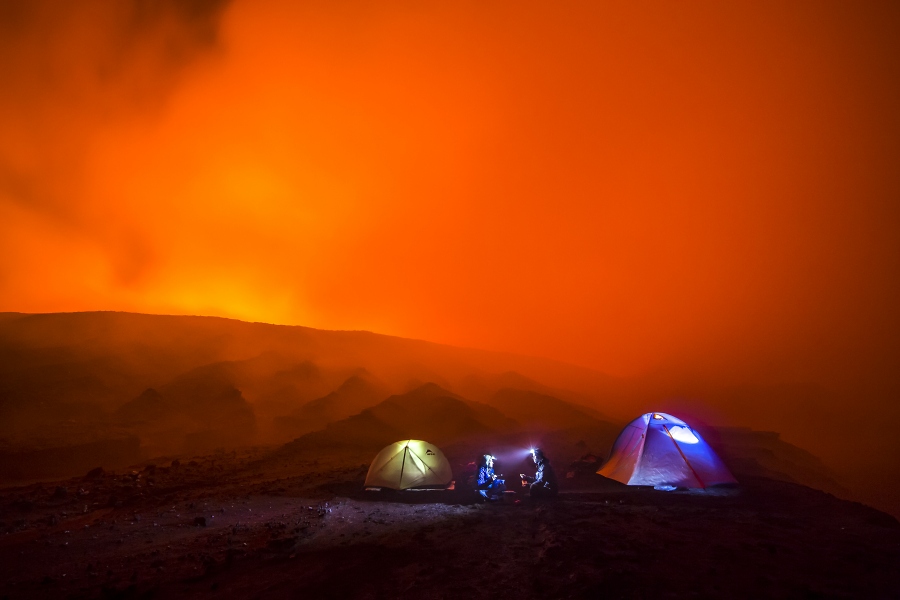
<box><xmin>475</xmin><ymin>454</ymin><xmax>505</xmax><ymax>500</ymax></box>
<box><xmin>520</xmin><ymin>448</ymin><xmax>558</xmax><ymax>499</ymax></box>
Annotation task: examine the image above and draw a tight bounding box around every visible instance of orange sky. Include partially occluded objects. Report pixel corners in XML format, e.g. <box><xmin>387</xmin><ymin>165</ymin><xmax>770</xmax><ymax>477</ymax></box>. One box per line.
<box><xmin>1</xmin><ymin>0</ymin><xmax>899</xmax><ymax>388</ymax></box>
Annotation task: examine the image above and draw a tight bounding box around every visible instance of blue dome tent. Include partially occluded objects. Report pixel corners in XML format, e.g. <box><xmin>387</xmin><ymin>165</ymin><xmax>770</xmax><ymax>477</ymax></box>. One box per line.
<box><xmin>597</xmin><ymin>412</ymin><xmax>737</xmax><ymax>489</ymax></box>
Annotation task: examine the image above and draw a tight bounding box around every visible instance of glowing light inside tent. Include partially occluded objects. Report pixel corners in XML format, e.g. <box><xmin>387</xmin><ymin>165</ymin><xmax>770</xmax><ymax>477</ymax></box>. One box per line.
<box><xmin>653</xmin><ymin>413</ymin><xmax>665</xmax><ymax>420</ymax></box>
<box><xmin>668</xmin><ymin>426</ymin><xmax>700</xmax><ymax>444</ymax></box>
<box><xmin>408</xmin><ymin>449</ymin><xmax>427</xmax><ymax>473</ymax></box>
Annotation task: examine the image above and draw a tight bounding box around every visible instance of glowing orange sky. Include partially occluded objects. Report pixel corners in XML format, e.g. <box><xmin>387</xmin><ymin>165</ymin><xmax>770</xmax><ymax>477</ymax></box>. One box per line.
<box><xmin>1</xmin><ymin>0</ymin><xmax>899</xmax><ymax>385</ymax></box>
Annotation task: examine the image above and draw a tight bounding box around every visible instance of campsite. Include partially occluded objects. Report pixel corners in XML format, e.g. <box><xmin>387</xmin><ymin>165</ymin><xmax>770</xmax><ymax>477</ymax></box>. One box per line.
<box><xmin>1</xmin><ymin>445</ymin><xmax>899</xmax><ymax>599</ymax></box>
<box><xmin>1</xmin><ymin>312</ymin><xmax>899</xmax><ymax>598</ymax></box>
<box><xmin>3</xmin><ymin>0</ymin><xmax>900</xmax><ymax>597</ymax></box>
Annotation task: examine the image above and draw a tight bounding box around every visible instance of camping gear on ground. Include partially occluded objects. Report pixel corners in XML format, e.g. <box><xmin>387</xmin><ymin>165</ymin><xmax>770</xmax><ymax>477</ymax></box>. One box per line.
<box><xmin>365</xmin><ymin>439</ymin><xmax>453</xmax><ymax>490</ymax></box>
<box><xmin>597</xmin><ymin>412</ymin><xmax>737</xmax><ymax>489</ymax></box>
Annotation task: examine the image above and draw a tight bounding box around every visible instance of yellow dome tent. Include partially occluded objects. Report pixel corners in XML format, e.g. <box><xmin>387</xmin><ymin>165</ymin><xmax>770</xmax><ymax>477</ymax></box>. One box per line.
<box><xmin>365</xmin><ymin>439</ymin><xmax>453</xmax><ymax>490</ymax></box>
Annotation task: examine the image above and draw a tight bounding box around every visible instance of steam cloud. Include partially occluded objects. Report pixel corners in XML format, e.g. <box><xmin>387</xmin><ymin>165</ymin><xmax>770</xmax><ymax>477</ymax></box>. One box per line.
<box><xmin>0</xmin><ymin>0</ymin><xmax>898</xmax><ymax>403</ymax></box>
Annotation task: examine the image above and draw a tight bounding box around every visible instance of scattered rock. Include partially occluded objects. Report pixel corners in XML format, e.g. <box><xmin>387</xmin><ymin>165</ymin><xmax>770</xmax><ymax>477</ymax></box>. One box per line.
<box><xmin>85</xmin><ymin>467</ymin><xmax>105</xmax><ymax>479</ymax></box>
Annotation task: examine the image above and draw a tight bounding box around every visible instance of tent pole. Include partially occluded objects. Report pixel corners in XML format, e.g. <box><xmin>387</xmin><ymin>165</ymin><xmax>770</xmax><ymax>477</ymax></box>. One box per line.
<box><xmin>663</xmin><ymin>424</ymin><xmax>705</xmax><ymax>489</ymax></box>
<box><xmin>399</xmin><ymin>441</ymin><xmax>409</xmax><ymax>489</ymax></box>
<box><xmin>631</xmin><ymin>422</ymin><xmax>648</xmax><ymax>484</ymax></box>
<box><xmin>407</xmin><ymin>447</ymin><xmax>437</xmax><ymax>476</ymax></box>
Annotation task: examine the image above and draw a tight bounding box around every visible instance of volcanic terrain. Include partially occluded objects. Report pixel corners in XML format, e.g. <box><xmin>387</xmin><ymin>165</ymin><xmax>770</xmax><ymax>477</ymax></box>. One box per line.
<box><xmin>0</xmin><ymin>447</ymin><xmax>897</xmax><ymax>599</ymax></box>
<box><xmin>1</xmin><ymin>312</ymin><xmax>898</xmax><ymax>598</ymax></box>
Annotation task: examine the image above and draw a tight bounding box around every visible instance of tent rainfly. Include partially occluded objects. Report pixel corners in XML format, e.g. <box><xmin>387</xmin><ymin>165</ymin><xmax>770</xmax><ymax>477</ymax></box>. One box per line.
<box><xmin>365</xmin><ymin>439</ymin><xmax>453</xmax><ymax>490</ymax></box>
<box><xmin>597</xmin><ymin>412</ymin><xmax>737</xmax><ymax>489</ymax></box>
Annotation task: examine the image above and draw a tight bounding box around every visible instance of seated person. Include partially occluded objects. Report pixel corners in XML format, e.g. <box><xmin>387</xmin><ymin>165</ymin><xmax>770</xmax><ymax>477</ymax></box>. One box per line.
<box><xmin>475</xmin><ymin>454</ymin><xmax>506</xmax><ymax>500</ymax></box>
<box><xmin>520</xmin><ymin>448</ymin><xmax>558</xmax><ymax>499</ymax></box>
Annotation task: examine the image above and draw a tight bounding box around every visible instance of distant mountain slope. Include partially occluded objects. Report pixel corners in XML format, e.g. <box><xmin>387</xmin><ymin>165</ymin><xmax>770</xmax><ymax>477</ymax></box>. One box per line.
<box><xmin>1</xmin><ymin>311</ymin><xmax>889</xmax><ymax>517</ymax></box>
<box><xmin>0</xmin><ymin>311</ymin><xmax>615</xmax><ymax>430</ymax></box>
<box><xmin>115</xmin><ymin>388</ymin><xmax>167</xmax><ymax>425</ymax></box>
<box><xmin>457</xmin><ymin>371</ymin><xmax>611</xmax><ymax>418</ymax></box>
<box><xmin>710</xmin><ymin>427</ymin><xmax>850</xmax><ymax>499</ymax></box>
<box><xmin>0</xmin><ymin>311</ymin><xmax>616</xmax><ymax>456</ymax></box>
<box><xmin>282</xmin><ymin>383</ymin><xmax>518</xmax><ymax>451</ymax></box>
<box><xmin>273</xmin><ymin>371</ymin><xmax>389</xmax><ymax>438</ymax></box>
<box><xmin>112</xmin><ymin>384</ymin><xmax>257</xmax><ymax>455</ymax></box>
<box><xmin>490</xmin><ymin>388</ymin><xmax>606</xmax><ymax>431</ymax></box>
<box><xmin>0</xmin><ymin>311</ymin><xmax>615</xmax><ymax>391</ymax></box>
<box><xmin>155</xmin><ymin>352</ymin><xmax>341</xmax><ymax>415</ymax></box>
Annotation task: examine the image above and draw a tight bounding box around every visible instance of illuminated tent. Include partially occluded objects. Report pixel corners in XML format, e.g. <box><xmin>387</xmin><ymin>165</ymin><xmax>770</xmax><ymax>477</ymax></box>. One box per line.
<box><xmin>365</xmin><ymin>439</ymin><xmax>453</xmax><ymax>490</ymax></box>
<box><xmin>597</xmin><ymin>412</ymin><xmax>737</xmax><ymax>489</ymax></box>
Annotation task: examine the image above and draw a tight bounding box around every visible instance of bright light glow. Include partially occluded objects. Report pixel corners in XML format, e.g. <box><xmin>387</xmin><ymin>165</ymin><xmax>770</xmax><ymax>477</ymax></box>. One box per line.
<box><xmin>408</xmin><ymin>449</ymin><xmax>427</xmax><ymax>473</ymax></box>
<box><xmin>668</xmin><ymin>426</ymin><xmax>699</xmax><ymax>444</ymax></box>
<box><xmin>653</xmin><ymin>413</ymin><xmax>665</xmax><ymax>420</ymax></box>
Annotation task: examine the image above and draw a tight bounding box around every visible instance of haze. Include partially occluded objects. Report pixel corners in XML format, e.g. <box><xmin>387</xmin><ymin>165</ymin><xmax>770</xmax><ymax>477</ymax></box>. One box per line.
<box><xmin>2</xmin><ymin>2</ymin><xmax>899</xmax><ymax>507</ymax></box>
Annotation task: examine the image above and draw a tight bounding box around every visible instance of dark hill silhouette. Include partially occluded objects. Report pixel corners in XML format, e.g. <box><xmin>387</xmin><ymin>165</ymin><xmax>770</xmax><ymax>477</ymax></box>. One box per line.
<box><xmin>251</xmin><ymin>360</ymin><xmax>329</xmax><ymax>416</ymax></box>
<box><xmin>0</xmin><ymin>312</ymin><xmax>616</xmax><ymax>481</ymax></box>
<box><xmin>0</xmin><ymin>311</ymin><xmax>618</xmax><ymax>462</ymax></box>
<box><xmin>0</xmin><ymin>311</ymin><xmax>613</xmax><ymax>440</ymax></box>
<box><xmin>0</xmin><ymin>310</ymin><xmax>615</xmax><ymax>413</ymax></box>
<box><xmin>112</xmin><ymin>383</ymin><xmax>257</xmax><ymax>455</ymax></box>
<box><xmin>711</xmin><ymin>427</ymin><xmax>850</xmax><ymax>498</ymax></box>
<box><xmin>368</xmin><ymin>383</ymin><xmax>514</xmax><ymax>435</ymax></box>
<box><xmin>490</xmin><ymin>388</ymin><xmax>606</xmax><ymax>431</ymax></box>
<box><xmin>1</xmin><ymin>311</ymin><xmax>896</xmax><ymax>518</ymax></box>
<box><xmin>457</xmin><ymin>371</ymin><xmax>610</xmax><ymax>419</ymax></box>
<box><xmin>473</xmin><ymin>388</ymin><xmax>623</xmax><ymax>462</ymax></box>
<box><xmin>282</xmin><ymin>383</ymin><xmax>517</xmax><ymax>452</ymax></box>
<box><xmin>152</xmin><ymin>353</ymin><xmax>336</xmax><ymax>417</ymax></box>
<box><xmin>465</xmin><ymin>370</ymin><xmax>549</xmax><ymax>393</ymax></box>
<box><xmin>273</xmin><ymin>371</ymin><xmax>389</xmax><ymax>438</ymax></box>
<box><xmin>115</xmin><ymin>388</ymin><xmax>167</xmax><ymax>425</ymax></box>
<box><xmin>179</xmin><ymin>385</ymin><xmax>257</xmax><ymax>453</ymax></box>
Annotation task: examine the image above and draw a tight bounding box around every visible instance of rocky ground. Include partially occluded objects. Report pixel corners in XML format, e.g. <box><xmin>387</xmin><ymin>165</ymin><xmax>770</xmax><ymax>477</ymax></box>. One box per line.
<box><xmin>1</xmin><ymin>448</ymin><xmax>898</xmax><ymax>599</ymax></box>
